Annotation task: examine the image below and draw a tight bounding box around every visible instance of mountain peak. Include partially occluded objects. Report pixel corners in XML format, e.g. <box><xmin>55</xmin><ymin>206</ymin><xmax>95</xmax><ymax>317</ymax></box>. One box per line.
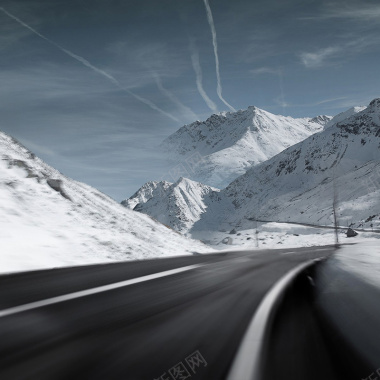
<box><xmin>122</xmin><ymin>180</ymin><xmax>172</xmax><ymax>210</ymax></box>
<box><xmin>160</xmin><ymin>105</ymin><xmax>324</xmax><ymax>188</ymax></box>
<box><xmin>247</xmin><ymin>105</ymin><xmax>259</xmax><ymax>113</ymax></box>
<box><xmin>368</xmin><ymin>98</ymin><xmax>380</xmax><ymax>112</ymax></box>
<box><xmin>333</xmin><ymin>99</ymin><xmax>380</xmax><ymax>130</ymax></box>
<box><xmin>126</xmin><ymin>176</ymin><xmax>219</xmax><ymax>233</ymax></box>
<box><xmin>174</xmin><ymin>176</ymin><xmax>194</xmax><ymax>186</ymax></box>
<box><xmin>310</xmin><ymin>115</ymin><xmax>333</xmax><ymax>126</ymax></box>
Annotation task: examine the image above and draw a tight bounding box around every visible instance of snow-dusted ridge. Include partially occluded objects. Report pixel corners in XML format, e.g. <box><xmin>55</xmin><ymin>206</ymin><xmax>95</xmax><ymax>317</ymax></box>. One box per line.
<box><xmin>192</xmin><ymin>98</ymin><xmax>380</xmax><ymax>233</ymax></box>
<box><xmin>128</xmin><ymin>100</ymin><xmax>380</xmax><ymax>239</ymax></box>
<box><xmin>121</xmin><ymin>180</ymin><xmax>172</xmax><ymax>210</ymax></box>
<box><xmin>324</xmin><ymin>105</ymin><xmax>367</xmax><ymax>129</ymax></box>
<box><xmin>123</xmin><ymin>177</ymin><xmax>220</xmax><ymax>234</ymax></box>
<box><xmin>0</xmin><ymin>131</ymin><xmax>213</xmax><ymax>273</ymax></box>
<box><xmin>161</xmin><ymin>106</ymin><xmax>330</xmax><ymax>188</ymax></box>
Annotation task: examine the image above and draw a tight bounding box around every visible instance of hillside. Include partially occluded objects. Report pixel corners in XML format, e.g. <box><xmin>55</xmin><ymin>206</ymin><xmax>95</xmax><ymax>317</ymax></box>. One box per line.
<box><xmin>0</xmin><ymin>131</ymin><xmax>212</xmax><ymax>272</ymax></box>
<box><xmin>193</xmin><ymin>99</ymin><xmax>380</xmax><ymax>233</ymax></box>
<box><xmin>129</xmin><ymin>100</ymin><xmax>380</xmax><ymax>237</ymax></box>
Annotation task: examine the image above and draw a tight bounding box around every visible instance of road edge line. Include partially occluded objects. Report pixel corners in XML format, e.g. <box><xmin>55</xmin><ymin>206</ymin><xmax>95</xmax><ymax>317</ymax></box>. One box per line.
<box><xmin>227</xmin><ymin>258</ymin><xmax>323</xmax><ymax>380</ymax></box>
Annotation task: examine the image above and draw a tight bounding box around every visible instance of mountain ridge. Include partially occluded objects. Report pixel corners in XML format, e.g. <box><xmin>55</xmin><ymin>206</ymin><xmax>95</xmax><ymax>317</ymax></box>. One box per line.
<box><xmin>123</xmin><ymin>177</ymin><xmax>220</xmax><ymax>234</ymax></box>
<box><xmin>192</xmin><ymin>99</ymin><xmax>380</xmax><ymax>233</ymax></box>
<box><xmin>128</xmin><ymin>100</ymin><xmax>380</xmax><ymax>237</ymax></box>
<box><xmin>160</xmin><ymin>105</ymin><xmax>331</xmax><ymax>188</ymax></box>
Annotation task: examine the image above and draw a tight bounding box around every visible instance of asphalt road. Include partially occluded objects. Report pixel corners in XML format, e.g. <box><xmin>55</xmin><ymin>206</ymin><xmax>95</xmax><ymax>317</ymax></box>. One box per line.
<box><xmin>0</xmin><ymin>246</ymin><xmax>342</xmax><ymax>379</ymax></box>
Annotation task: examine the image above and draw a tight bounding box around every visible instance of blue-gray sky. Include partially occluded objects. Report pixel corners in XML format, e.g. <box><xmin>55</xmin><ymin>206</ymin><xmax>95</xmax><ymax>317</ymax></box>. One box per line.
<box><xmin>0</xmin><ymin>0</ymin><xmax>379</xmax><ymax>200</ymax></box>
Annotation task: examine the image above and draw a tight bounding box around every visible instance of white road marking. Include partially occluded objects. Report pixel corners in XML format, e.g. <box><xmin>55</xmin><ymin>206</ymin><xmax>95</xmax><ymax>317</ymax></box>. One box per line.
<box><xmin>227</xmin><ymin>258</ymin><xmax>324</xmax><ymax>380</ymax></box>
<box><xmin>0</xmin><ymin>264</ymin><xmax>203</xmax><ymax>318</ymax></box>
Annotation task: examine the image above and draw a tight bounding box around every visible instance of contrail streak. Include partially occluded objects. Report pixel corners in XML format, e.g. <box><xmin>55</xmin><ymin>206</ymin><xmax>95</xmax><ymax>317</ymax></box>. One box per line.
<box><xmin>189</xmin><ymin>40</ymin><xmax>218</xmax><ymax>113</ymax></box>
<box><xmin>152</xmin><ymin>72</ymin><xmax>198</xmax><ymax>121</ymax></box>
<box><xmin>202</xmin><ymin>0</ymin><xmax>236</xmax><ymax>112</ymax></box>
<box><xmin>0</xmin><ymin>7</ymin><xmax>180</xmax><ymax>123</ymax></box>
<box><xmin>277</xmin><ymin>70</ymin><xmax>287</xmax><ymax>111</ymax></box>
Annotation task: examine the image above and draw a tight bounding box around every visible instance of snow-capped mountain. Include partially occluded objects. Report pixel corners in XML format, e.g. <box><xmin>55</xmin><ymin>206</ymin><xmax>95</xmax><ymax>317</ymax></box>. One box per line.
<box><xmin>121</xmin><ymin>180</ymin><xmax>172</xmax><ymax>210</ymax></box>
<box><xmin>123</xmin><ymin>177</ymin><xmax>219</xmax><ymax>234</ymax></box>
<box><xmin>192</xmin><ymin>99</ymin><xmax>380</xmax><ymax>233</ymax></box>
<box><xmin>0</xmin><ymin>131</ymin><xmax>212</xmax><ymax>273</ymax></box>
<box><xmin>324</xmin><ymin>106</ymin><xmax>367</xmax><ymax>129</ymax></box>
<box><xmin>161</xmin><ymin>106</ymin><xmax>331</xmax><ymax>188</ymax></box>
<box><xmin>311</xmin><ymin>115</ymin><xmax>333</xmax><ymax>126</ymax></box>
<box><xmin>131</xmin><ymin>100</ymin><xmax>379</xmax><ymax>236</ymax></box>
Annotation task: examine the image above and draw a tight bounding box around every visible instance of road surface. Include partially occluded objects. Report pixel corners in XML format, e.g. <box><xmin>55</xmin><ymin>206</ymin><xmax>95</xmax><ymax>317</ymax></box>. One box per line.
<box><xmin>0</xmin><ymin>246</ymin><xmax>371</xmax><ymax>379</ymax></box>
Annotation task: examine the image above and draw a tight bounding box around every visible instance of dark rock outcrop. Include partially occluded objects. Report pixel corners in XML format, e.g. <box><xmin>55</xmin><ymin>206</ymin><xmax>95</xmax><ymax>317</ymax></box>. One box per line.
<box><xmin>47</xmin><ymin>178</ymin><xmax>72</xmax><ymax>201</ymax></box>
<box><xmin>346</xmin><ymin>228</ymin><xmax>358</xmax><ymax>237</ymax></box>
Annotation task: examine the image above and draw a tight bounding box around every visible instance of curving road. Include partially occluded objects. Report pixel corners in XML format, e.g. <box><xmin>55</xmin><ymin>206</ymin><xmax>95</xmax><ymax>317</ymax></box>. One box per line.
<box><xmin>0</xmin><ymin>246</ymin><xmax>369</xmax><ymax>379</ymax></box>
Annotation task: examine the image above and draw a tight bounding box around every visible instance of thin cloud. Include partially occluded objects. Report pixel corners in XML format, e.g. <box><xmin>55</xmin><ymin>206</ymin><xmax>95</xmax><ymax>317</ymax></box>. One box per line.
<box><xmin>322</xmin><ymin>96</ymin><xmax>374</xmax><ymax>110</ymax></box>
<box><xmin>302</xmin><ymin>2</ymin><xmax>380</xmax><ymax>22</ymax></box>
<box><xmin>189</xmin><ymin>39</ymin><xmax>218</xmax><ymax>113</ymax></box>
<box><xmin>202</xmin><ymin>0</ymin><xmax>236</xmax><ymax>112</ymax></box>
<box><xmin>239</xmin><ymin>29</ymin><xmax>279</xmax><ymax>64</ymax></box>
<box><xmin>277</xmin><ymin>70</ymin><xmax>287</xmax><ymax>112</ymax></box>
<box><xmin>152</xmin><ymin>72</ymin><xmax>198</xmax><ymax>122</ymax></box>
<box><xmin>251</xmin><ymin>67</ymin><xmax>288</xmax><ymax>111</ymax></box>
<box><xmin>300</xmin><ymin>46</ymin><xmax>342</xmax><ymax>68</ymax></box>
<box><xmin>0</xmin><ymin>6</ymin><xmax>180</xmax><ymax>123</ymax></box>
<box><xmin>250</xmin><ymin>67</ymin><xmax>280</xmax><ymax>75</ymax></box>
<box><xmin>300</xmin><ymin>33</ymin><xmax>380</xmax><ymax>69</ymax></box>
<box><xmin>20</xmin><ymin>139</ymin><xmax>56</xmax><ymax>157</ymax></box>
<box><xmin>315</xmin><ymin>96</ymin><xmax>348</xmax><ymax>105</ymax></box>
<box><xmin>274</xmin><ymin>96</ymin><xmax>290</xmax><ymax>109</ymax></box>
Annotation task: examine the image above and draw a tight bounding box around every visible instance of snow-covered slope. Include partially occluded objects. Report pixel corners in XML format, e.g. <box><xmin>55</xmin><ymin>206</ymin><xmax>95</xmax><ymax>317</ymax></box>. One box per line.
<box><xmin>192</xmin><ymin>99</ymin><xmax>380</xmax><ymax>233</ymax></box>
<box><xmin>123</xmin><ymin>177</ymin><xmax>219</xmax><ymax>234</ymax></box>
<box><xmin>122</xmin><ymin>179</ymin><xmax>220</xmax><ymax>234</ymax></box>
<box><xmin>0</xmin><ymin>131</ymin><xmax>213</xmax><ymax>273</ymax></box>
<box><xmin>324</xmin><ymin>106</ymin><xmax>367</xmax><ymax>129</ymax></box>
<box><xmin>121</xmin><ymin>180</ymin><xmax>172</xmax><ymax>210</ymax></box>
<box><xmin>310</xmin><ymin>115</ymin><xmax>333</xmax><ymax>126</ymax></box>
<box><xmin>161</xmin><ymin>106</ymin><xmax>330</xmax><ymax>188</ymax></box>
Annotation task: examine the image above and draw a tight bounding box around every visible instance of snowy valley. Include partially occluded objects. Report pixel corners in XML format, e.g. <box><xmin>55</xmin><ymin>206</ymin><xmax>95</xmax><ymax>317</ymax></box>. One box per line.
<box><xmin>2</xmin><ymin>99</ymin><xmax>379</xmax><ymax>272</ymax></box>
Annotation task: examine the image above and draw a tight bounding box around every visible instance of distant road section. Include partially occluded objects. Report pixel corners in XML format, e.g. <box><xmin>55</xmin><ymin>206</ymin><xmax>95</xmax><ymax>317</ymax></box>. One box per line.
<box><xmin>249</xmin><ymin>219</ymin><xmax>380</xmax><ymax>233</ymax></box>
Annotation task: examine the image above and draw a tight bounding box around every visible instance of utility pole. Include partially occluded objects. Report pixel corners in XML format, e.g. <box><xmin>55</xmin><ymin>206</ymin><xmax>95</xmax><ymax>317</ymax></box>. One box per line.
<box><xmin>255</xmin><ymin>221</ymin><xmax>259</xmax><ymax>248</ymax></box>
<box><xmin>332</xmin><ymin>170</ymin><xmax>339</xmax><ymax>246</ymax></box>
